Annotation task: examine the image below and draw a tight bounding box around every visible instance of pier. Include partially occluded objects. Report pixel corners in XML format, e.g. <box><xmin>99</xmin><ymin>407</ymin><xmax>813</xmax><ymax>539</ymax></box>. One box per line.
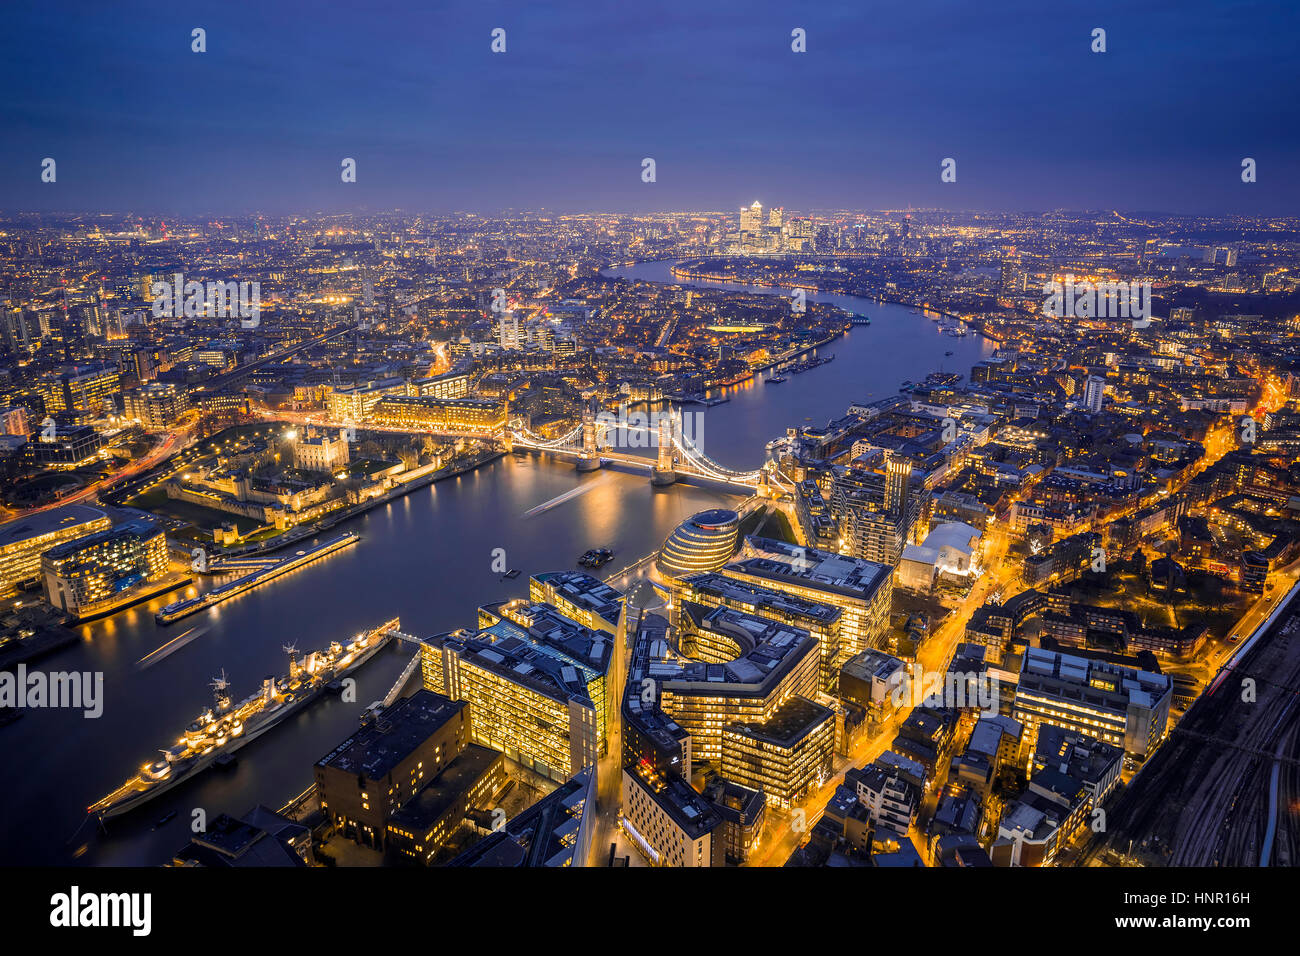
<box><xmin>156</xmin><ymin>532</ymin><xmax>360</xmax><ymax>624</ymax></box>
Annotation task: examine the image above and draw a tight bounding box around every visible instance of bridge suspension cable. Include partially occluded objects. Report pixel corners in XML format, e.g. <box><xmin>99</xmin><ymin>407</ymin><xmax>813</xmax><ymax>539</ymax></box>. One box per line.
<box><xmin>511</xmin><ymin>420</ymin><xmax>763</xmax><ymax>486</ymax></box>
<box><xmin>510</xmin><ymin>423</ymin><xmax>583</xmax><ymax>449</ymax></box>
<box><xmin>668</xmin><ymin>430</ymin><xmax>761</xmax><ymax>483</ymax></box>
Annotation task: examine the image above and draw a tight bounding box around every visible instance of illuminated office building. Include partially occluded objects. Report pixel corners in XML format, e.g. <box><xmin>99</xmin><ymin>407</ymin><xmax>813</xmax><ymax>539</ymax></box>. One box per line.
<box><xmin>720</xmin><ymin>695</ymin><xmax>835</xmax><ymax>811</ymax></box>
<box><xmin>123</xmin><ymin>382</ymin><xmax>188</xmax><ymax>426</ymax></box>
<box><xmin>529</xmin><ymin>571</ymin><xmax>624</xmax><ymax>635</ymax></box>
<box><xmin>739</xmin><ymin>200</ymin><xmax>764</xmax><ymax>240</ymax></box>
<box><xmin>1012</xmin><ymin>648</ymin><xmax>1172</xmax><ymax>759</ymax></box>
<box><xmin>622</xmin><ymin>611</ymin><xmax>694</xmax><ymax>780</ymax></box>
<box><xmin>385</xmin><ymin>744</ymin><xmax>506</xmax><ymax>865</ymax></box>
<box><xmin>370</xmin><ymin>395</ymin><xmax>507</xmax><ymax>432</ymax></box>
<box><xmin>326</xmin><ymin>379</ymin><xmax>406</xmax><ymax>421</ymax></box>
<box><xmin>314</xmin><ymin>690</ymin><xmax>471</xmax><ymax>851</ymax></box>
<box><xmin>621</xmin><ymin>761</ymin><xmax>721</xmax><ymax>867</ymax></box>
<box><xmin>725</xmin><ymin>536</ymin><xmax>892</xmax><ymax>671</ymax></box>
<box><xmin>830</xmin><ymin>454</ymin><xmax>923</xmax><ymax>566</ymax></box>
<box><xmin>655</xmin><ymin>508</ymin><xmax>740</xmax><ymax>581</ymax></box>
<box><xmin>498</xmin><ymin>311</ymin><xmax>520</xmax><ymax>349</ymax></box>
<box><xmin>673</xmin><ymin>571</ymin><xmax>842</xmax><ymax>691</ymax></box>
<box><xmin>658</xmin><ymin>602</ymin><xmax>821</xmax><ymax>762</ymax></box>
<box><xmin>43</xmin><ymin>363</ymin><xmax>120</xmax><ymax>414</ymax></box>
<box><xmin>420</xmin><ymin>596</ymin><xmax>614</xmax><ymax>783</ymax></box>
<box><xmin>0</xmin><ymin>406</ymin><xmax>29</xmax><ymax>437</ymax></box>
<box><xmin>41</xmin><ymin>519</ymin><xmax>168</xmax><ymax>617</ymax></box>
<box><xmin>0</xmin><ymin>504</ymin><xmax>111</xmax><ymax>595</ymax></box>
<box><xmin>30</xmin><ymin>424</ymin><xmax>103</xmax><ymax>468</ymax></box>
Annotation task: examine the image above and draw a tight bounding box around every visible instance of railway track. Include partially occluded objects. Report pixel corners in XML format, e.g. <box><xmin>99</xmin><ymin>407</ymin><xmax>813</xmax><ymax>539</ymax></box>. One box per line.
<box><xmin>1084</xmin><ymin>606</ymin><xmax>1300</xmax><ymax>866</ymax></box>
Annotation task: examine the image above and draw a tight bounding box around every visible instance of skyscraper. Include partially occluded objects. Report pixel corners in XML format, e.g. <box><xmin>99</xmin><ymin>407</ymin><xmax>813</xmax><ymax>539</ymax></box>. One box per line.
<box><xmin>884</xmin><ymin>453</ymin><xmax>912</xmax><ymax>519</ymax></box>
<box><xmin>1083</xmin><ymin>376</ymin><xmax>1105</xmax><ymax>414</ymax></box>
<box><xmin>498</xmin><ymin>310</ymin><xmax>520</xmax><ymax>349</ymax></box>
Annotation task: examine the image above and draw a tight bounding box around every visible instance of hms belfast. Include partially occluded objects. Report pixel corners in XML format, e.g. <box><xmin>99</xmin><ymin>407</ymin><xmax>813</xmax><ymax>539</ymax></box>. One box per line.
<box><xmin>88</xmin><ymin>618</ymin><xmax>401</xmax><ymax>821</ymax></box>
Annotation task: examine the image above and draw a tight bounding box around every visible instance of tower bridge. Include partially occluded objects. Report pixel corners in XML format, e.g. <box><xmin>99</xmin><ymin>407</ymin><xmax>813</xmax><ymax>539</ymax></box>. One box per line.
<box><xmin>508</xmin><ymin>412</ymin><xmax>771</xmax><ymax>492</ymax></box>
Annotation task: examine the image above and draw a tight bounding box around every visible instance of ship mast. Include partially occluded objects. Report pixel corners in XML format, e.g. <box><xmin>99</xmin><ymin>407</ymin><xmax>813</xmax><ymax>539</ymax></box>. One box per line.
<box><xmin>210</xmin><ymin>670</ymin><xmax>232</xmax><ymax>713</ymax></box>
<box><xmin>284</xmin><ymin>644</ymin><xmax>300</xmax><ymax>678</ymax></box>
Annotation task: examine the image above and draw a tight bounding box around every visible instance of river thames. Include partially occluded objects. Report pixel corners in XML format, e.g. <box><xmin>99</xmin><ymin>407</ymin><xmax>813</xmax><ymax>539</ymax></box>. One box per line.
<box><xmin>0</xmin><ymin>261</ymin><xmax>992</xmax><ymax>865</ymax></box>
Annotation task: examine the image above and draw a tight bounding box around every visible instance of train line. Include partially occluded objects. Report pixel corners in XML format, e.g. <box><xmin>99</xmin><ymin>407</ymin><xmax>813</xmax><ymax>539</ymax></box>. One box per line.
<box><xmin>1084</xmin><ymin>583</ymin><xmax>1300</xmax><ymax>866</ymax></box>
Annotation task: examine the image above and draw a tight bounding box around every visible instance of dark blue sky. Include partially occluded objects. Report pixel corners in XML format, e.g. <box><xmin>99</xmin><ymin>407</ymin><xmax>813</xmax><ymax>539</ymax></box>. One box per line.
<box><xmin>2</xmin><ymin>0</ymin><xmax>1297</xmax><ymax>215</ymax></box>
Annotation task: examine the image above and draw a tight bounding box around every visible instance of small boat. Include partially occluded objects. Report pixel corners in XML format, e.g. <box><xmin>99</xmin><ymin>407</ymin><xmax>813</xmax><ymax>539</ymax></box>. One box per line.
<box><xmin>579</xmin><ymin>549</ymin><xmax>614</xmax><ymax>569</ymax></box>
<box><xmin>766</xmin><ymin>375</ymin><xmax>788</xmax><ymax>384</ymax></box>
<box><xmin>945</xmin><ymin>350</ymin><xmax>954</xmax><ymax>356</ymax></box>
<box><xmin>153</xmin><ymin>810</ymin><xmax>177</xmax><ymax>829</ymax></box>
<box><xmin>501</xmin><ymin>568</ymin><xmax>520</xmax><ymax>580</ymax></box>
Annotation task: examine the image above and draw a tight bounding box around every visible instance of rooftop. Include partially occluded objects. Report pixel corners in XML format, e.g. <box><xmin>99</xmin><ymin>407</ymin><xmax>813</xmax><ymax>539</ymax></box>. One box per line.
<box><xmin>530</xmin><ymin>571</ymin><xmax>624</xmax><ymax>625</ymax></box>
<box><xmin>0</xmin><ymin>504</ymin><xmax>108</xmax><ymax>549</ymax></box>
<box><xmin>732</xmin><ymin>536</ymin><xmax>892</xmax><ymax>599</ymax></box>
<box><xmin>387</xmin><ymin>744</ymin><xmax>503</xmax><ymax>834</ymax></box>
<box><xmin>724</xmin><ymin>694</ymin><xmax>834</xmax><ymax>748</ymax></box>
<box><xmin>315</xmin><ymin>690</ymin><xmax>466</xmax><ymax>779</ymax></box>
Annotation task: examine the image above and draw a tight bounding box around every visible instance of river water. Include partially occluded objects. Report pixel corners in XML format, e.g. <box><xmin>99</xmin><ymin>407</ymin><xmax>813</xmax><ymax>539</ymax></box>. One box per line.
<box><xmin>603</xmin><ymin>260</ymin><xmax>994</xmax><ymax>469</ymax></box>
<box><xmin>0</xmin><ymin>260</ymin><xmax>991</xmax><ymax>865</ymax></box>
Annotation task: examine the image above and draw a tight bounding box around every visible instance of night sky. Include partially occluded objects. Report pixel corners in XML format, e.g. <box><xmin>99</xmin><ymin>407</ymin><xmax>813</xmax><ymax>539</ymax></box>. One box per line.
<box><xmin>2</xmin><ymin>0</ymin><xmax>1297</xmax><ymax>215</ymax></box>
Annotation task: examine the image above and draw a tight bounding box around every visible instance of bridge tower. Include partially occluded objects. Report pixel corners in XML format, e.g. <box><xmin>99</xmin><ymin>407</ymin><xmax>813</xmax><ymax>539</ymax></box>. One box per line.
<box><xmin>650</xmin><ymin>414</ymin><xmax>678</xmax><ymax>486</ymax></box>
<box><xmin>576</xmin><ymin>404</ymin><xmax>602</xmax><ymax>472</ymax></box>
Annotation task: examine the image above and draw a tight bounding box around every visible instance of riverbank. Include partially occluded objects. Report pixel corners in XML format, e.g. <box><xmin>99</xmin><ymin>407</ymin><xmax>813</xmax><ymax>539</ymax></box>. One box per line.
<box><xmin>624</xmin><ymin>330</ymin><xmax>844</xmax><ymax>408</ymax></box>
<box><xmin>601</xmin><ymin>258</ymin><xmax>995</xmax><ymax>470</ymax></box>
<box><xmin>671</xmin><ymin>263</ymin><xmax>823</xmax><ymax>293</ymax></box>
<box><xmin>199</xmin><ymin>447</ymin><xmax>505</xmax><ymax>561</ymax></box>
<box><xmin>664</xmin><ymin>258</ymin><xmax>1005</xmax><ymax>344</ymax></box>
<box><xmin>71</xmin><ymin>573</ymin><xmax>194</xmax><ymax>625</ymax></box>
<box><xmin>0</xmin><ymin>604</ymin><xmax>79</xmax><ymax>670</ymax></box>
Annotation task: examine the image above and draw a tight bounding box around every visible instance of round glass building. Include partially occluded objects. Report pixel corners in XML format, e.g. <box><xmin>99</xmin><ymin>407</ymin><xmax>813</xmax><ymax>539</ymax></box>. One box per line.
<box><xmin>656</xmin><ymin>508</ymin><xmax>741</xmax><ymax>580</ymax></box>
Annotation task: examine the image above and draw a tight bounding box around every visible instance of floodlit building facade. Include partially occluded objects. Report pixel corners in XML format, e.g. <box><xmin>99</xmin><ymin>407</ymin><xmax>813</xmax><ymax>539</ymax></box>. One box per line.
<box><xmin>0</xmin><ymin>505</ymin><xmax>111</xmax><ymax>595</ymax></box>
<box><xmin>720</xmin><ymin>695</ymin><xmax>835</xmax><ymax>811</ymax></box>
<box><xmin>419</xmin><ymin>595</ymin><xmax>615</xmax><ymax>783</ymax></box>
<box><xmin>370</xmin><ymin>395</ymin><xmax>507</xmax><ymax>433</ymax></box>
<box><xmin>41</xmin><ymin>519</ymin><xmax>169</xmax><ymax>616</ymax></box>
<box><xmin>659</xmin><ymin>602</ymin><xmax>821</xmax><ymax>762</ymax></box>
<box><xmin>292</xmin><ymin>430</ymin><xmax>351</xmax><ymax>473</ymax></box>
<box><xmin>727</xmin><ymin>536</ymin><xmax>892</xmax><ymax>673</ymax></box>
<box><xmin>1012</xmin><ymin>648</ymin><xmax>1171</xmax><ymax>759</ymax></box>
